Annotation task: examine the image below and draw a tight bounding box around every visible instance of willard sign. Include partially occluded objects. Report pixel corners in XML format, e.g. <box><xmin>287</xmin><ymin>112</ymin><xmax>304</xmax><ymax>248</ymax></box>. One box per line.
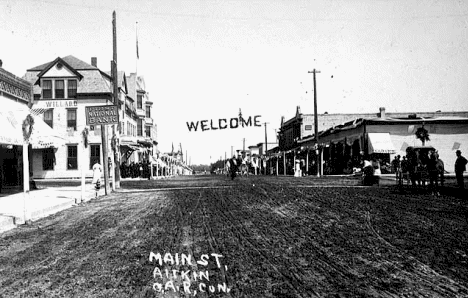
<box><xmin>85</xmin><ymin>105</ymin><xmax>119</xmax><ymax>125</ymax></box>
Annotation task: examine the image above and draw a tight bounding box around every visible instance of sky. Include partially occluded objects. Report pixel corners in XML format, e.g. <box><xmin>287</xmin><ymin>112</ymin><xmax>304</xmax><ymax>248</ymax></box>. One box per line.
<box><xmin>1</xmin><ymin>0</ymin><xmax>468</xmax><ymax>165</ymax></box>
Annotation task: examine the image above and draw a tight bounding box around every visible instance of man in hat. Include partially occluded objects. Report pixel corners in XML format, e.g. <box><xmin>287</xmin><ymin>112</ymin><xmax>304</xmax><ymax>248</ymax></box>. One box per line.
<box><xmin>455</xmin><ymin>150</ymin><xmax>467</xmax><ymax>189</ymax></box>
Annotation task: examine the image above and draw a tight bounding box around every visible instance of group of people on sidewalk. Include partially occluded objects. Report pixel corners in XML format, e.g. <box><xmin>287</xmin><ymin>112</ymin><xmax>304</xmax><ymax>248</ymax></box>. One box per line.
<box><xmin>389</xmin><ymin>149</ymin><xmax>467</xmax><ymax>192</ymax></box>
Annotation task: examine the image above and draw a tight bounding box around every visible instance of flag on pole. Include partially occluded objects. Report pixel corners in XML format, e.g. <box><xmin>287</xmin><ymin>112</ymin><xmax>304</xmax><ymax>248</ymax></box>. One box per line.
<box><xmin>136</xmin><ymin>22</ymin><xmax>139</xmax><ymax>59</ymax></box>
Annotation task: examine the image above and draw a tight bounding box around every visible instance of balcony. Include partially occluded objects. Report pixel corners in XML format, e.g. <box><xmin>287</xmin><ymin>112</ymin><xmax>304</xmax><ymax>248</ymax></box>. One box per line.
<box><xmin>145</xmin><ymin>117</ymin><xmax>153</xmax><ymax>125</ymax></box>
<box><xmin>136</xmin><ymin>108</ymin><xmax>145</xmax><ymax>118</ymax></box>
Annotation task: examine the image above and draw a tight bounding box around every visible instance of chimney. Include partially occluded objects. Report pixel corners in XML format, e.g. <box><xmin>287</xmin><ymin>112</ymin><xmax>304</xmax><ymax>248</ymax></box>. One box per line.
<box><xmin>91</xmin><ymin>57</ymin><xmax>97</xmax><ymax>67</ymax></box>
<box><xmin>379</xmin><ymin>107</ymin><xmax>386</xmax><ymax>119</ymax></box>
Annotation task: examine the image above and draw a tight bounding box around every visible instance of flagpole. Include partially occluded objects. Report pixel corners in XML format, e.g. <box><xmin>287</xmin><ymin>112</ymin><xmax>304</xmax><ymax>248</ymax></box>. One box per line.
<box><xmin>135</xmin><ymin>21</ymin><xmax>139</xmax><ymax>74</ymax></box>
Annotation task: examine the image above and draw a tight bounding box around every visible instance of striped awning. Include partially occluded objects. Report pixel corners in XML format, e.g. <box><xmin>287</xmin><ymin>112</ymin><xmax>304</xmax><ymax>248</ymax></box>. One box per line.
<box><xmin>368</xmin><ymin>133</ymin><xmax>396</xmax><ymax>154</ymax></box>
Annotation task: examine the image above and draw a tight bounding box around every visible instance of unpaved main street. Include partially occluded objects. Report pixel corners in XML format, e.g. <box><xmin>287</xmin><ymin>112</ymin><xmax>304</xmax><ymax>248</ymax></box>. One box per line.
<box><xmin>1</xmin><ymin>175</ymin><xmax>467</xmax><ymax>297</ymax></box>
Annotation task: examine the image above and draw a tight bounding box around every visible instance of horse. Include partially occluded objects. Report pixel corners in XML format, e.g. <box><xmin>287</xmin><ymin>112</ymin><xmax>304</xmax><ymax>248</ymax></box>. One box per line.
<box><xmin>436</xmin><ymin>158</ymin><xmax>445</xmax><ymax>187</ymax></box>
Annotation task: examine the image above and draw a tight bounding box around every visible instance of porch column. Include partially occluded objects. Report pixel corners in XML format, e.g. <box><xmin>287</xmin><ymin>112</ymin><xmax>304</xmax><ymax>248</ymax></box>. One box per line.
<box><xmin>22</xmin><ymin>143</ymin><xmax>31</xmax><ymax>224</ymax></box>
<box><xmin>283</xmin><ymin>151</ymin><xmax>286</xmax><ymax>175</ymax></box>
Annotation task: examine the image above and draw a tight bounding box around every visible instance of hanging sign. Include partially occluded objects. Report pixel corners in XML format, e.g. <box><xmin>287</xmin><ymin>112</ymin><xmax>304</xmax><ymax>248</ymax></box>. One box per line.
<box><xmin>85</xmin><ymin>105</ymin><xmax>119</xmax><ymax>125</ymax></box>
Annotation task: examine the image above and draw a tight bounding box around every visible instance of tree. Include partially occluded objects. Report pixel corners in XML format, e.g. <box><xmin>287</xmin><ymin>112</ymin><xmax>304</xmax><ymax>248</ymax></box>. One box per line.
<box><xmin>415</xmin><ymin>125</ymin><xmax>430</xmax><ymax>146</ymax></box>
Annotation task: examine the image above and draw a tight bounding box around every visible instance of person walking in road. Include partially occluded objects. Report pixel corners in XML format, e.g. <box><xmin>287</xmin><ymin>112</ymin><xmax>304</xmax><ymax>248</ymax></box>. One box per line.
<box><xmin>229</xmin><ymin>156</ymin><xmax>238</xmax><ymax>180</ymax></box>
<box><xmin>391</xmin><ymin>155</ymin><xmax>401</xmax><ymax>184</ymax></box>
<box><xmin>92</xmin><ymin>161</ymin><xmax>103</xmax><ymax>198</ymax></box>
<box><xmin>455</xmin><ymin>150</ymin><xmax>467</xmax><ymax>190</ymax></box>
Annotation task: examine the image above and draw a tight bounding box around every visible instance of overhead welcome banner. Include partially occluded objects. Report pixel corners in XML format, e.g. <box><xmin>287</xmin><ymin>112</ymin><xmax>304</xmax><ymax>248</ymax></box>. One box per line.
<box><xmin>187</xmin><ymin>110</ymin><xmax>262</xmax><ymax>132</ymax></box>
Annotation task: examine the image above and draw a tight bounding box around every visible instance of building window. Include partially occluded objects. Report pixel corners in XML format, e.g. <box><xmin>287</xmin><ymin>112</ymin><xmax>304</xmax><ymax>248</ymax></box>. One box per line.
<box><xmin>42</xmin><ymin>148</ymin><xmax>55</xmax><ymax>170</ymax></box>
<box><xmin>55</xmin><ymin>80</ymin><xmax>65</xmax><ymax>99</ymax></box>
<box><xmin>42</xmin><ymin>80</ymin><xmax>52</xmax><ymax>99</ymax></box>
<box><xmin>127</xmin><ymin>121</ymin><xmax>130</xmax><ymax>136</ymax></box>
<box><xmin>90</xmin><ymin>145</ymin><xmax>100</xmax><ymax>169</ymax></box>
<box><xmin>145</xmin><ymin>105</ymin><xmax>151</xmax><ymax>118</ymax></box>
<box><xmin>137</xmin><ymin>94</ymin><xmax>143</xmax><ymax>109</ymax></box>
<box><xmin>67</xmin><ymin>109</ymin><xmax>77</xmax><ymax>131</ymax></box>
<box><xmin>137</xmin><ymin>119</ymin><xmax>143</xmax><ymax>136</ymax></box>
<box><xmin>145</xmin><ymin>126</ymin><xmax>151</xmax><ymax>138</ymax></box>
<box><xmin>67</xmin><ymin>145</ymin><xmax>78</xmax><ymax>170</ymax></box>
<box><xmin>43</xmin><ymin>109</ymin><xmax>53</xmax><ymax>128</ymax></box>
<box><xmin>68</xmin><ymin>80</ymin><xmax>77</xmax><ymax>98</ymax></box>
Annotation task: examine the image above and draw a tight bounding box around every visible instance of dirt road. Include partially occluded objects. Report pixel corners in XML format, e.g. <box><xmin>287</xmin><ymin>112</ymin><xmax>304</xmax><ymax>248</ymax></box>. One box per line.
<box><xmin>1</xmin><ymin>175</ymin><xmax>467</xmax><ymax>297</ymax></box>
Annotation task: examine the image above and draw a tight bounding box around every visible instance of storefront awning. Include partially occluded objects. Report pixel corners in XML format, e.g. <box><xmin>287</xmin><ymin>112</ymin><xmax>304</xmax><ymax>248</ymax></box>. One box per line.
<box><xmin>368</xmin><ymin>133</ymin><xmax>396</xmax><ymax>154</ymax></box>
<box><xmin>151</xmin><ymin>156</ymin><xmax>167</xmax><ymax>167</ymax></box>
<box><xmin>0</xmin><ymin>108</ymin><xmax>66</xmax><ymax>148</ymax></box>
<box><xmin>120</xmin><ymin>141</ymin><xmax>141</xmax><ymax>151</ymax></box>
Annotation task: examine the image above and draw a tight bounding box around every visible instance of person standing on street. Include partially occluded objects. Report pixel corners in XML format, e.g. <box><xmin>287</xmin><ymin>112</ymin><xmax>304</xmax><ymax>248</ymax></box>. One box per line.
<box><xmin>92</xmin><ymin>161</ymin><xmax>103</xmax><ymax>198</ymax></box>
<box><xmin>455</xmin><ymin>150</ymin><xmax>467</xmax><ymax>190</ymax></box>
<box><xmin>229</xmin><ymin>156</ymin><xmax>238</xmax><ymax>180</ymax></box>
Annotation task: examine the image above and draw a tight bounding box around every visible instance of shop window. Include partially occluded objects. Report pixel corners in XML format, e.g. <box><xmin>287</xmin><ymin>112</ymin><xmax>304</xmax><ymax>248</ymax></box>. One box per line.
<box><xmin>90</xmin><ymin>144</ymin><xmax>100</xmax><ymax>169</ymax></box>
<box><xmin>43</xmin><ymin>109</ymin><xmax>53</xmax><ymax>128</ymax></box>
<box><xmin>55</xmin><ymin>80</ymin><xmax>64</xmax><ymax>99</ymax></box>
<box><xmin>42</xmin><ymin>148</ymin><xmax>55</xmax><ymax>170</ymax></box>
<box><xmin>68</xmin><ymin>80</ymin><xmax>77</xmax><ymax>98</ymax></box>
<box><xmin>42</xmin><ymin>80</ymin><xmax>52</xmax><ymax>99</ymax></box>
<box><xmin>67</xmin><ymin>145</ymin><xmax>78</xmax><ymax>170</ymax></box>
<box><xmin>67</xmin><ymin>109</ymin><xmax>77</xmax><ymax>131</ymax></box>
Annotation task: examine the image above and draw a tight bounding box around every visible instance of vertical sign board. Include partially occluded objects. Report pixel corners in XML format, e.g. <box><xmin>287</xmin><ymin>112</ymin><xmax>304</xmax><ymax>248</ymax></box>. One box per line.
<box><xmin>85</xmin><ymin>105</ymin><xmax>119</xmax><ymax>126</ymax></box>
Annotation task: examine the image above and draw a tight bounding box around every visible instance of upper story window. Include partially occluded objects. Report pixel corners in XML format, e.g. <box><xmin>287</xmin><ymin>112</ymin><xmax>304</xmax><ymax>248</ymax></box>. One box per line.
<box><xmin>67</xmin><ymin>109</ymin><xmax>77</xmax><ymax>131</ymax></box>
<box><xmin>145</xmin><ymin>105</ymin><xmax>151</xmax><ymax>118</ymax></box>
<box><xmin>137</xmin><ymin>94</ymin><xmax>143</xmax><ymax>109</ymax></box>
<box><xmin>43</xmin><ymin>109</ymin><xmax>53</xmax><ymax>128</ymax></box>
<box><xmin>42</xmin><ymin>80</ymin><xmax>52</xmax><ymax>99</ymax></box>
<box><xmin>68</xmin><ymin>80</ymin><xmax>77</xmax><ymax>98</ymax></box>
<box><xmin>145</xmin><ymin>126</ymin><xmax>151</xmax><ymax>138</ymax></box>
<box><xmin>42</xmin><ymin>79</ymin><xmax>79</xmax><ymax>99</ymax></box>
<box><xmin>55</xmin><ymin>80</ymin><xmax>65</xmax><ymax>98</ymax></box>
<box><xmin>137</xmin><ymin>119</ymin><xmax>143</xmax><ymax>136</ymax></box>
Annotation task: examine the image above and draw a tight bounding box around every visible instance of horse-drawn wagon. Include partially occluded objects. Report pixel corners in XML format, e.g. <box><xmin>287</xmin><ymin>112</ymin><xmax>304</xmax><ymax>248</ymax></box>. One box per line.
<box><xmin>402</xmin><ymin>145</ymin><xmax>444</xmax><ymax>190</ymax></box>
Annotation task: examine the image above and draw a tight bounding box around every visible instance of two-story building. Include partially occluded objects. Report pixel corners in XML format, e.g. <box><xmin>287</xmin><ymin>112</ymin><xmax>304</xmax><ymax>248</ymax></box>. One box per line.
<box><xmin>23</xmin><ymin>55</ymin><xmax>117</xmax><ymax>179</ymax></box>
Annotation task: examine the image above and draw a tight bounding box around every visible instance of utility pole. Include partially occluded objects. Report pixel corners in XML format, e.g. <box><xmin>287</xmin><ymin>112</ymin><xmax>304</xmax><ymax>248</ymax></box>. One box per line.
<box><xmin>308</xmin><ymin>69</ymin><xmax>321</xmax><ymax>177</ymax></box>
<box><xmin>101</xmin><ymin>125</ymin><xmax>110</xmax><ymax>195</ymax></box>
<box><xmin>112</xmin><ymin>11</ymin><xmax>121</xmax><ymax>189</ymax></box>
<box><xmin>264</xmin><ymin>122</ymin><xmax>269</xmax><ymax>175</ymax></box>
<box><xmin>243</xmin><ymin>138</ymin><xmax>245</xmax><ymax>157</ymax></box>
